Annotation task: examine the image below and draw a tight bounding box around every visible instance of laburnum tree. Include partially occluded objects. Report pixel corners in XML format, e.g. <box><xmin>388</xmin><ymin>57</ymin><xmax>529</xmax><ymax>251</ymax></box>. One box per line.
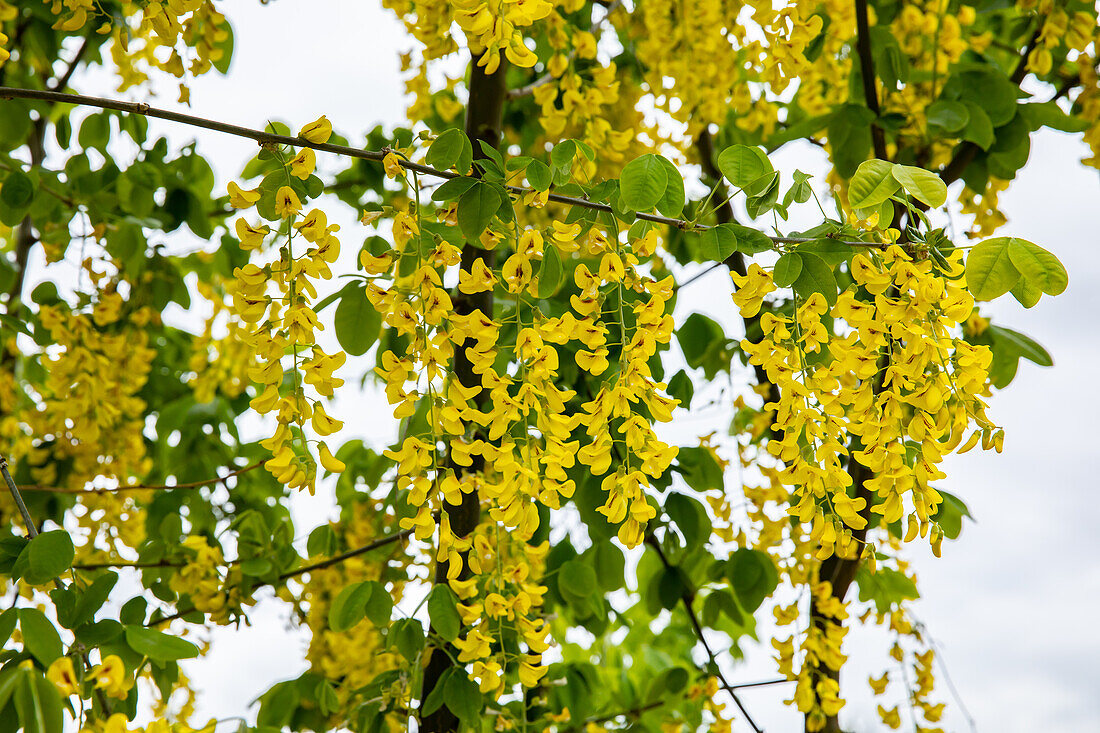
<box><xmin>0</xmin><ymin>0</ymin><xmax>1089</xmax><ymax>731</ymax></box>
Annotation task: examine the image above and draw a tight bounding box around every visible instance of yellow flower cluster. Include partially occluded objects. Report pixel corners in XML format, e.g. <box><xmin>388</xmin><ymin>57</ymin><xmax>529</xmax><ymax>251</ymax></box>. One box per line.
<box><xmin>168</xmin><ymin>535</ymin><xmax>246</xmax><ymax>625</ymax></box>
<box><xmin>228</xmin><ymin>119</ymin><xmax>347</xmax><ymax>494</ymax></box>
<box><xmin>25</xmin><ymin>298</ymin><xmax>156</xmax><ymax>489</ymax></box>
<box><xmin>368</xmin><ymin>163</ymin><xmax>678</xmax><ymax>694</ymax></box>
<box><xmin>43</xmin><ymin>0</ymin><xmax>229</xmax><ymax>99</ymax></box>
<box><xmin>449</xmin><ymin>0</ymin><xmax>553</xmax><ymax>73</ymax></box>
<box><xmin>80</xmin><ymin>714</ymin><xmax>214</xmax><ymax>733</ymax></box>
<box><xmin>739</xmin><ymin>245</ymin><xmax>997</xmax><ymax>560</ymax></box>
<box><xmin>188</xmin><ymin>282</ymin><xmax>254</xmax><ymax>404</ymax></box>
<box><xmin>295</xmin><ymin>500</ymin><xmax>416</xmax><ymax>724</ymax></box>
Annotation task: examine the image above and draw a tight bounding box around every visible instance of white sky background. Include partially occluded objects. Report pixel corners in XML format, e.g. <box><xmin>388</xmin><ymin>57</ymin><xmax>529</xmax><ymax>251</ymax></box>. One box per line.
<box><xmin>56</xmin><ymin>1</ymin><xmax>1100</xmax><ymax>730</ymax></box>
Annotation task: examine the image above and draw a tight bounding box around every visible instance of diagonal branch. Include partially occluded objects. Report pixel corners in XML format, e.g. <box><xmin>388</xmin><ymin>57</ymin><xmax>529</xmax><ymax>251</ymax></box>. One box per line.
<box><xmin>20</xmin><ymin>460</ymin><xmax>263</xmax><ymax>494</ymax></box>
<box><xmin>644</xmin><ymin>533</ymin><xmax>764</xmax><ymax>733</ymax></box>
<box><xmin>0</xmin><ymin>87</ymin><xmax>891</xmax><ymax>249</ymax></box>
<box><xmin>145</xmin><ymin>526</ymin><xmax>415</xmax><ymax>627</ymax></box>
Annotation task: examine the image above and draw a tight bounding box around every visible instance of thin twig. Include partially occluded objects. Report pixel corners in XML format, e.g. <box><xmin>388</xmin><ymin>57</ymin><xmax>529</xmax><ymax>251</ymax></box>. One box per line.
<box><xmin>2</xmin><ymin>455</ymin><xmax>114</xmax><ymax>715</ymax></box>
<box><xmin>145</xmin><ymin>526</ymin><xmax>414</xmax><ymax>627</ymax></box>
<box><xmin>0</xmin><ymin>86</ymin><xmax>892</xmax><ymax>249</ymax></box>
<box><xmin>644</xmin><ymin>533</ymin><xmax>764</xmax><ymax>733</ymax></box>
<box><xmin>20</xmin><ymin>460</ymin><xmax>263</xmax><ymax>494</ymax></box>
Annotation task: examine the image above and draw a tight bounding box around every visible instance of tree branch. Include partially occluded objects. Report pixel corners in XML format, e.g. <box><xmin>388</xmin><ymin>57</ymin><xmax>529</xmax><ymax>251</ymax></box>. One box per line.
<box><xmin>0</xmin><ymin>87</ymin><xmax>890</xmax><ymax>249</ymax></box>
<box><xmin>145</xmin><ymin>526</ymin><xmax>415</xmax><ymax>627</ymax></box>
<box><xmin>19</xmin><ymin>460</ymin><xmax>263</xmax><ymax>494</ymax></box>
<box><xmin>938</xmin><ymin>29</ymin><xmax>1042</xmax><ymax>187</ymax></box>
<box><xmin>644</xmin><ymin>533</ymin><xmax>764</xmax><ymax>733</ymax></box>
<box><xmin>853</xmin><ymin>0</ymin><xmax>888</xmax><ymax>161</ymax></box>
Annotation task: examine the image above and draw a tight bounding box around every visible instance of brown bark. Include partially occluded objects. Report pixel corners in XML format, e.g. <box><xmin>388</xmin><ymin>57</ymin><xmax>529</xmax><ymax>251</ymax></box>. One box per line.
<box><xmin>418</xmin><ymin>53</ymin><xmax>507</xmax><ymax>733</ymax></box>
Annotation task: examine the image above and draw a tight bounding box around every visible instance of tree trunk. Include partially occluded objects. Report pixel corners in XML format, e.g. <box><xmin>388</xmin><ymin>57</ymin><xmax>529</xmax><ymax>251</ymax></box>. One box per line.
<box><xmin>418</xmin><ymin>52</ymin><xmax>507</xmax><ymax>733</ymax></box>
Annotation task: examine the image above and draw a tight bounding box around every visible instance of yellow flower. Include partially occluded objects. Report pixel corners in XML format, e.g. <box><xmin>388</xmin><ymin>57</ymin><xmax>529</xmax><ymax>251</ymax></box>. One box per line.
<box><xmin>383</xmin><ymin>151</ymin><xmax>404</xmax><ymax>179</ymax></box>
<box><xmin>299</xmin><ymin>115</ymin><xmax>332</xmax><ymax>144</ymax></box>
<box><xmin>227</xmin><ymin>181</ymin><xmax>261</xmax><ymax>209</ymax></box>
<box><xmin>289</xmin><ymin>148</ymin><xmax>316</xmax><ymax>179</ymax></box>
<box><xmin>317</xmin><ymin>442</ymin><xmax>345</xmax><ymax>472</ymax></box>
<box><xmin>91</xmin><ymin>654</ymin><xmax>130</xmax><ymax>699</ymax></box>
<box><xmin>274</xmin><ymin>186</ymin><xmax>302</xmax><ymax>218</ymax></box>
<box><xmin>47</xmin><ymin>656</ymin><xmax>79</xmax><ymax>696</ymax></box>
<box><xmin>234</xmin><ymin>219</ymin><xmax>270</xmax><ymax>250</ymax></box>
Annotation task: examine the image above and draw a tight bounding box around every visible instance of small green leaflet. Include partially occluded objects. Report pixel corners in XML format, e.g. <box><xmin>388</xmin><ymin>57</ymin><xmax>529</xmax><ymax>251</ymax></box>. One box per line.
<box><xmin>333</xmin><ymin>282</ymin><xmax>381</xmax><ymax>356</ymax></box>
<box><xmin>619</xmin><ymin>154</ymin><xmax>668</xmax><ymax>211</ymax></box>
<box><xmin>125</xmin><ymin>625</ymin><xmax>200</xmax><ymax>661</ymax></box>
<box><xmin>457</xmin><ymin>181</ymin><xmax>502</xmax><ymax>240</ymax></box>
<box><xmin>427</xmin><ymin>585</ymin><xmax>461</xmax><ymax>642</ymax></box>
<box><xmin>717</xmin><ymin>145</ymin><xmax>772</xmax><ymax>190</ymax></box>
<box><xmin>772</xmin><ymin>252</ymin><xmax>802</xmax><ymax>287</ymax></box>
<box><xmin>537</xmin><ymin>244</ymin><xmax>564</xmax><ymax>298</ymax></box>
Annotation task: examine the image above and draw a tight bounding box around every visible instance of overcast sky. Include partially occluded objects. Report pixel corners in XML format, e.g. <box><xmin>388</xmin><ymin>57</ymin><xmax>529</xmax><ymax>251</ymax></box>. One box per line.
<box><xmin>61</xmin><ymin>1</ymin><xmax>1100</xmax><ymax>731</ymax></box>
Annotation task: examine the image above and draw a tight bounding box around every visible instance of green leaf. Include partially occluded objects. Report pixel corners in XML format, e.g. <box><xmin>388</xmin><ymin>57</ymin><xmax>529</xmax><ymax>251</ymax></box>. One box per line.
<box><xmin>773</xmin><ymin>252</ymin><xmax>803</xmax><ymax>287</ymax></box>
<box><xmin>891</xmin><ymin>165</ymin><xmax>947</xmax><ymax>208</ymax></box>
<box><xmin>558</xmin><ymin>560</ymin><xmax>598</xmax><ymax>601</ymax></box>
<box><xmin>457</xmin><ymin>181</ymin><xmax>502</xmax><ymax>240</ymax></box>
<box><xmin>855</xmin><ymin>567</ymin><xmax>918</xmax><ymax>613</ymax></box>
<box><xmin>363</xmin><ymin>581</ymin><xmax>393</xmax><ymax>626</ymax></box>
<box><xmin>1018</xmin><ymin>101</ymin><xmax>1089</xmax><ymax>133</ymax></box>
<box><xmin>828</xmin><ymin>104</ymin><xmax>875</xmax><ymax>177</ymax></box>
<box><xmin>426</xmin><ymin>129</ymin><xmax>467</xmax><ymax>171</ymax></box>
<box><xmin>848</xmin><ymin>160</ymin><xmax>900</xmax><ymax>210</ymax></box>
<box><xmin>306</xmin><ymin>525</ymin><xmax>337</xmax><ymax>558</ymax></box>
<box><xmin>1004</xmin><ymin>238</ymin><xmax>1067</xmax><ymax>297</ymax></box>
<box><xmin>695</xmin><ymin>225</ymin><xmax>737</xmax><ymax>262</ymax></box>
<box><xmin>537</xmin><ymin>244</ymin><xmax>564</xmax><ymax>298</ymax></box>
<box><xmin>15</xmin><ymin>669</ymin><xmax>63</xmax><ymax>733</ymax></box>
<box><xmin>125</xmin><ymin>625</ymin><xmax>200</xmax><ymax>661</ymax></box>
<box><xmin>728</xmin><ymin>223</ymin><xmax>774</xmax><ymax>255</ymax></box>
<box><xmin>926</xmin><ymin>100</ymin><xmax>969</xmax><ymax>132</ymax></box>
<box><xmin>430</xmin><ymin>176</ymin><xmax>477</xmax><ymax>202</ymax></box>
<box><xmin>948</xmin><ymin>69</ymin><xmax>1017</xmax><ymax>126</ymax></box>
<box><xmin>653</xmin><ymin>566</ymin><xmax>687</xmax><ymax>610</ymax></box>
<box><xmin>18</xmin><ymin>609</ymin><xmax>63</xmax><ymax>666</ymax></box>
<box><xmin>665</xmin><ymin>493</ymin><xmax>710</xmax><ymax>550</ymax></box>
<box><xmin>965</xmin><ymin>237</ymin><xmax>1020</xmax><ymax>301</ymax></box>
<box><xmin>932</xmin><ymin>490</ymin><xmax>973</xmax><ymax>540</ymax></box>
<box><xmin>444</xmin><ymin>673</ymin><xmax>481</xmax><ymax>722</ymax></box>
<box><xmin>329</xmin><ymin>581</ymin><xmax>372</xmax><ymax>632</ymax></box>
<box><xmin>783</xmin><ymin>170</ymin><xmax>813</xmax><ymax>207</ymax></box>
<box><xmin>677</xmin><ymin>446</ymin><xmax>724</xmax><ymax>492</ymax></box>
<box><xmin>427</xmin><ymin>585</ymin><xmax>461</xmax><ymax>642</ymax></box>
<box><xmin>0</xmin><ymin>170</ymin><xmax>35</xmax><ymax>215</ymax></box>
<box><xmin>619</xmin><ymin>154</ymin><xmax>668</xmax><ymax>211</ymax></box>
<box><xmin>961</xmin><ymin>102</ymin><xmax>994</xmax><ymax>150</ymax></box>
<box><xmin>69</xmin><ymin>572</ymin><xmax>118</xmax><ymax>629</ymax></box>
<box><xmin>793</xmin><ymin>252</ymin><xmax>838</xmax><ymax>306</ymax></box>
<box><xmin>726</xmin><ymin>549</ymin><xmax>778</xmax><ymax>613</ymax></box>
<box><xmin>591</xmin><ymin>541</ymin><xmax>625</xmax><ymax>591</ymax></box>
<box><xmin>988</xmin><ymin>325</ymin><xmax>1053</xmax><ymax>367</ymax></box>
<box><xmin>526</xmin><ymin>159</ymin><xmax>551</xmax><ymax>190</ymax></box>
<box><xmin>717</xmin><ymin>145</ymin><xmax>772</xmax><ymax>190</ymax></box>
<box><xmin>333</xmin><ymin>283</ymin><xmax>381</xmax><ymax>356</ymax></box>
<box><xmin>390</xmin><ymin>618</ymin><xmax>425</xmax><ymax>662</ymax></box>
<box><xmin>1009</xmin><ymin>276</ymin><xmax>1042</xmax><ymax>309</ymax></box>
<box><xmin>24</xmin><ymin>531</ymin><xmax>74</xmax><ymax>586</ymax></box>
<box><xmin>655</xmin><ymin>155</ymin><xmax>686</xmax><ymax>217</ymax></box>
<box><xmin>0</xmin><ymin>608</ymin><xmax>16</xmax><ymax>643</ymax></box>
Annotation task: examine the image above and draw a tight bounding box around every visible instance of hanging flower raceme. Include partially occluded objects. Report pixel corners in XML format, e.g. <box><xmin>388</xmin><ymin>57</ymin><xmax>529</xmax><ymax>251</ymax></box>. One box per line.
<box><xmin>228</xmin><ymin>118</ymin><xmax>346</xmax><ymax>494</ymax></box>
